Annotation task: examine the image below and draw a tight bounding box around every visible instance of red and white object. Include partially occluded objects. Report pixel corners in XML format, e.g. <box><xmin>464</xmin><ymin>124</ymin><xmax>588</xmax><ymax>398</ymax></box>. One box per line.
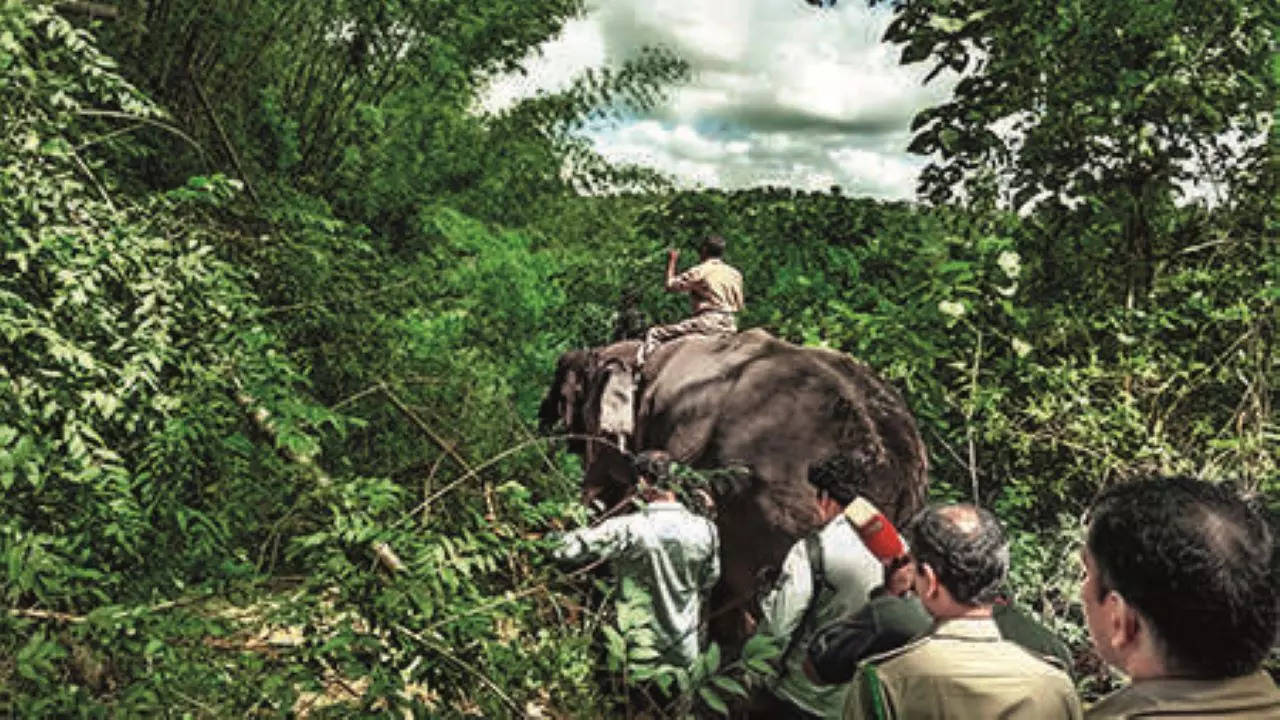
<box><xmin>844</xmin><ymin>497</ymin><xmax>907</xmax><ymax>564</ymax></box>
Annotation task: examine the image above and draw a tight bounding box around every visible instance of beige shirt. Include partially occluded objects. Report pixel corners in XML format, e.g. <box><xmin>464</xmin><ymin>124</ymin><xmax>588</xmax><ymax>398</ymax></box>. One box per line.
<box><xmin>1085</xmin><ymin>669</ymin><xmax>1280</xmax><ymax>719</ymax></box>
<box><xmin>845</xmin><ymin>617</ymin><xmax>1082</xmax><ymax>720</ymax></box>
<box><xmin>667</xmin><ymin>258</ymin><xmax>744</xmax><ymax>315</ymax></box>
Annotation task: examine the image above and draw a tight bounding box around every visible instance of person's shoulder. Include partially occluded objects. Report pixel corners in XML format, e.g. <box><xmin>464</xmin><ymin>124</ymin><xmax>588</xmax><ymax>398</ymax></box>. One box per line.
<box><xmin>652</xmin><ymin>502</ymin><xmax>711</xmax><ymax>531</ymax></box>
<box><xmin>1083</xmin><ymin>684</ymin><xmax>1157</xmax><ymax>720</ymax></box>
<box><xmin>1086</xmin><ymin>672</ymin><xmax>1280</xmax><ymax>719</ymax></box>
<box><xmin>881</xmin><ymin>622</ymin><xmax>1071</xmax><ymax>683</ymax></box>
<box><xmin>685</xmin><ymin>258</ymin><xmax>713</xmax><ymax>274</ymax></box>
<box><xmin>861</xmin><ymin>631</ymin><xmax>933</xmax><ymax>673</ymax></box>
<box><xmin>817</xmin><ymin>512</ymin><xmax>855</xmax><ymax>541</ymax></box>
<box><xmin>999</xmin><ymin>639</ymin><xmax>1076</xmax><ymax>684</ymax></box>
<box><xmin>691</xmin><ymin>512</ymin><xmax>718</xmax><ymax>541</ymax></box>
<box><xmin>702</xmin><ymin>257</ymin><xmax>740</xmax><ymax>275</ymax></box>
<box><xmin>866</xmin><ymin>594</ymin><xmax>932</xmax><ymax>631</ymax></box>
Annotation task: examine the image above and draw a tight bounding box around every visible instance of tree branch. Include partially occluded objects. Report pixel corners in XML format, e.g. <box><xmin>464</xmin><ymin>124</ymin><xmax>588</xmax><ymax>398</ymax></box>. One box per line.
<box><xmin>75</xmin><ymin>109</ymin><xmax>210</xmax><ymax>163</ymax></box>
<box><xmin>228</xmin><ymin>375</ymin><xmax>408</xmax><ymax>573</ymax></box>
<box><xmin>395</xmin><ymin>624</ymin><xmax>524</xmax><ymax>717</ymax></box>
<box><xmin>188</xmin><ymin>66</ymin><xmax>261</xmax><ymax>205</ymax></box>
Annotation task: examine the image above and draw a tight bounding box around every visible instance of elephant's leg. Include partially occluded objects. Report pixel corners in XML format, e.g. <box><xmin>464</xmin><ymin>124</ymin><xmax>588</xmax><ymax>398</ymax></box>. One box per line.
<box><xmin>580</xmin><ymin>445</ymin><xmax>634</xmax><ymax>510</ymax></box>
<box><xmin>708</xmin><ymin>565</ymin><xmax>757</xmax><ymax>657</ymax></box>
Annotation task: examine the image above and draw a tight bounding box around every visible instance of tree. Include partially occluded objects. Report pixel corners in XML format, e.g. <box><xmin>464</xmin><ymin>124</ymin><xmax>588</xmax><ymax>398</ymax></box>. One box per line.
<box><xmin>874</xmin><ymin>0</ymin><xmax>1277</xmax><ymax>302</ymax></box>
<box><xmin>92</xmin><ymin>0</ymin><xmax>582</xmax><ymax>190</ymax></box>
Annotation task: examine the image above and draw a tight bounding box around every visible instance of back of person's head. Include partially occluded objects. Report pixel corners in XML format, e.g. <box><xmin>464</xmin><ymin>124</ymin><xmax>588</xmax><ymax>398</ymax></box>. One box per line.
<box><xmin>807</xmin><ymin>455</ymin><xmax>860</xmax><ymax>506</ymax></box>
<box><xmin>632</xmin><ymin>450</ymin><xmax>673</xmax><ymax>500</ymax></box>
<box><xmin>701</xmin><ymin>235</ymin><xmax>727</xmax><ymax>258</ymax></box>
<box><xmin>1086</xmin><ymin>476</ymin><xmax>1277</xmax><ymax>678</ymax></box>
<box><xmin>908</xmin><ymin>504</ymin><xmax>1008</xmax><ymax>606</ymax></box>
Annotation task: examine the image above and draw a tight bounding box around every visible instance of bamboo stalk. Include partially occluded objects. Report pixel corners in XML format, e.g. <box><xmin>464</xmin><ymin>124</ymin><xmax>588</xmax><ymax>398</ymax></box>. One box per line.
<box><xmin>188</xmin><ymin>68</ymin><xmax>261</xmax><ymax>205</ymax></box>
<box><xmin>54</xmin><ymin>2</ymin><xmax>119</xmax><ymax>19</ymax></box>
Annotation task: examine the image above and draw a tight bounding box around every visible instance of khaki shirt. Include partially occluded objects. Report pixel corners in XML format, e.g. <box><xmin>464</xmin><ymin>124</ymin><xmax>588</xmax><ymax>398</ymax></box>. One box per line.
<box><xmin>1085</xmin><ymin>670</ymin><xmax>1280</xmax><ymax>719</ymax></box>
<box><xmin>667</xmin><ymin>258</ymin><xmax>744</xmax><ymax>315</ymax></box>
<box><xmin>810</xmin><ymin>596</ymin><xmax>1075</xmax><ymax>685</ymax></box>
<box><xmin>845</xmin><ymin>617</ymin><xmax>1083</xmax><ymax>720</ymax></box>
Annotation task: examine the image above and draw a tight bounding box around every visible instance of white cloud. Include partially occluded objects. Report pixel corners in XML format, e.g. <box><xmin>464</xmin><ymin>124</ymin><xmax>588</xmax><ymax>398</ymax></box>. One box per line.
<box><xmin>480</xmin><ymin>17</ymin><xmax>606</xmax><ymax>112</ymax></box>
<box><xmin>482</xmin><ymin>0</ymin><xmax>957</xmax><ymax>200</ymax></box>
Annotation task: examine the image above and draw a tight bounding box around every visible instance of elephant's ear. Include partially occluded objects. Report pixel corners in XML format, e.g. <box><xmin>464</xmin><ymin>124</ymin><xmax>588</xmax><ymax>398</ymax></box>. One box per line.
<box><xmin>537</xmin><ymin>381</ymin><xmax>561</xmax><ymax>432</ymax></box>
<box><xmin>564</xmin><ymin>352</ymin><xmax>592</xmax><ymax>433</ymax></box>
<box><xmin>582</xmin><ymin>350</ymin><xmax>606</xmax><ymax>435</ymax></box>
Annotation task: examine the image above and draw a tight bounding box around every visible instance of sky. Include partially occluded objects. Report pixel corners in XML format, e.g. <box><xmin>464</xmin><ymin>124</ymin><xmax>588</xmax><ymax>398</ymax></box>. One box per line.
<box><xmin>482</xmin><ymin>0</ymin><xmax>958</xmax><ymax>201</ymax></box>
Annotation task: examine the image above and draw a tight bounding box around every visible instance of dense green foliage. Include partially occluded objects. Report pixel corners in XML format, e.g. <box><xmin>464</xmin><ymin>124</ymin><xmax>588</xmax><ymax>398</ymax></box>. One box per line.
<box><xmin>1</xmin><ymin>0</ymin><xmax>1275</xmax><ymax>716</ymax></box>
<box><xmin>874</xmin><ymin>0</ymin><xmax>1276</xmax><ymax>302</ymax></box>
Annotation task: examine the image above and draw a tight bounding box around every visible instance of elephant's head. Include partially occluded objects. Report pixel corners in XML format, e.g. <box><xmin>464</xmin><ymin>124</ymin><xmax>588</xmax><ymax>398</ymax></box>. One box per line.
<box><xmin>541</xmin><ymin>343</ymin><xmax>646</xmax><ymax>508</ymax></box>
<box><xmin>540</xmin><ymin>343</ymin><xmax>642</xmax><ymax>439</ymax></box>
<box><xmin>539</xmin><ymin>349</ymin><xmax>591</xmax><ymax>453</ymax></box>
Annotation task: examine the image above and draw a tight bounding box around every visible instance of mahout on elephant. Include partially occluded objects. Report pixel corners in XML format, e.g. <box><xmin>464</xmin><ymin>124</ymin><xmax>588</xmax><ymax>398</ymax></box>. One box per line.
<box><xmin>538</xmin><ymin>329</ymin><xmax>929</xmax><ymax>646</ymax></box>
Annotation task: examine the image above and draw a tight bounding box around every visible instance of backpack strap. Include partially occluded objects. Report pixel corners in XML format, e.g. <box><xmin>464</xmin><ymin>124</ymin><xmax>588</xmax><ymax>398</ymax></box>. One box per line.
<box><xmin>777</xmin><ymin>533</ymin><xmax>834</xmax><ymax>674</ymax></box>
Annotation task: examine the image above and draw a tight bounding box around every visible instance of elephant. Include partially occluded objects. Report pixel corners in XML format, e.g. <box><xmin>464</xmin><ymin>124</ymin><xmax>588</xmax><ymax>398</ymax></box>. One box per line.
<box><xmin>538</xmin><ymin>328</ymin><xmax>929</xmax><ymax>645</ymax></box>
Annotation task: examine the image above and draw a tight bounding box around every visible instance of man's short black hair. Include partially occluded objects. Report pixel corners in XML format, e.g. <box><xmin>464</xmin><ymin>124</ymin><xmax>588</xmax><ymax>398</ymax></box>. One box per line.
<box><xmin>701</xmin><ymin>235</ymin><xmax>727</xmax><ymax>258</ymax></box>
<box><xmin>907</xmin><ymin>504</ymin><xmax>1008</xmax><ymax>606</ymax></box>
<box><xmin>632</xmin><ymin>450</ymin><xmax>672</xmax><ymax>488</ymax></box>
<box><xmin>1086</xmin><ymin>476</ymin><xmax>1277</xmax><ymax>678</ymax></box>
<box><xmin>807</xmin><ymin>455</ymin><xmax>860</xmax><ymax>506</ymax></box>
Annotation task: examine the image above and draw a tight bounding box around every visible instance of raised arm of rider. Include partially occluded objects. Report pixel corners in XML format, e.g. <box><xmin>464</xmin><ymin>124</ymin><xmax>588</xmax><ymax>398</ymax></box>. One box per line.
<box><xmin>664</xmin><ymin>248</ymin><xmax>681</xmax><ymax>291</ymax></box>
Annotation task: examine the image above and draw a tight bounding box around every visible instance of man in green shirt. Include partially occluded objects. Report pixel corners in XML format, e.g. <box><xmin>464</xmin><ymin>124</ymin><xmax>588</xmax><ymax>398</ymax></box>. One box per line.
<box><xmin>746</xmin><ymin>456</ymin><xmax>885</xmax><ymax>719</ymax></box>
<box><xmin>554</xmin><ymin>451</ymin><xmax>720</xmax><ymax>670</ymax></box>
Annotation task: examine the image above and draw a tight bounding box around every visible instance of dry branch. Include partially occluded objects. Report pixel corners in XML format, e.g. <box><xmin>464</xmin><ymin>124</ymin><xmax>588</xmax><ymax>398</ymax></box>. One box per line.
<box><xmin>396</xmin><ymin>433</ymin><xmax>625</xmax><ymax>526</ymax></box>
<box><xmin>372</xmin><ymin>542</ymin><xmax>406</xmax><ymax>572</ymax></box>
<box><xmin>396</xmin><ymin>624</ymin><xmax>523</xmax><ymax>717</ymax></box>
<box><xmin>9</xmin><ymin>607</ymin><xmax>85</xmax><ymax>623</ymax></box>
<box><xmin>10</xmin><ymin>596</ymin><xmax>206</xmax><ymax>624</ymax></box>
<box><xmin>75</xmin><ymin>109</ymin><xmax>211</xmax><ymax>163</ymax></box>
<box><xmin>229</xmin><ymin>381</ymin><xmax>332</xmax><ymax>488</ymax></box>
<box><xmin>380</xmin><ymin>383</ymin><xmax>474</xmax><ymax>475</ymax></box>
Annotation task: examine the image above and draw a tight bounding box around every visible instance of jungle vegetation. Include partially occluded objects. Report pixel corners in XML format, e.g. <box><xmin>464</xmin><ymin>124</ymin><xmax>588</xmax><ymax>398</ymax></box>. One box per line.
<box><xmin>0</xmin><ymin>0</ymin><xmax>1275</xmax><ymax>716</ymax></box>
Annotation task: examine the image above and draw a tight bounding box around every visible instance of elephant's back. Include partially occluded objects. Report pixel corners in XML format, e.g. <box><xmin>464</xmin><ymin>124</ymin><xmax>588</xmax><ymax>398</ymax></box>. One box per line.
<box><xmin>645</xmin><ymin>333</ymin><xmax>927</xmax><ymax>526</ymax></box>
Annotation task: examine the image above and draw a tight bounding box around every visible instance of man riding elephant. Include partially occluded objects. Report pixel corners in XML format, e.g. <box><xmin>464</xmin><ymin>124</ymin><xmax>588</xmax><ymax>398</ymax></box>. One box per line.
<box><xmin>637</xmin><ymin>235</ymin><xmax>744</xmax><ymax>366</ymax></box>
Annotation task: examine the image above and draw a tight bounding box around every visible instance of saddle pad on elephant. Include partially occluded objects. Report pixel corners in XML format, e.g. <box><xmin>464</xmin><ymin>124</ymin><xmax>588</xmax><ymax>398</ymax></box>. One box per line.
<box><xmin>597</xmin><ymin>360</ymin><xmax>636</xmax><ymax>437</ymax></box>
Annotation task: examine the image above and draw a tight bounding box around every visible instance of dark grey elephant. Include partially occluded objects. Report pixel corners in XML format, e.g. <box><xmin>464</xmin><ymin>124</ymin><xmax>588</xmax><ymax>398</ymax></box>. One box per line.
<box><xmin>538</xmin><ymin>329</ymin><xmax>929</xmax><ymax>643</ymax></box>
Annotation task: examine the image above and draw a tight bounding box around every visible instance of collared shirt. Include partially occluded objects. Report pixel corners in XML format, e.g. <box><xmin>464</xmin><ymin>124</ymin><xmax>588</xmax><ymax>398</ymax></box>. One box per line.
<box><xmin>809</xmin><ymin>596</ymin><xmax>1075</xmax><ymax>686</ymax></box>
<box><xmin>1085</xmin><ymin>669</ymin><xmax>1280</xmax><ymax>719</ymax></box>
<box><xmin>755</xmin><ymin>514</ymin><xmax>883</xmax><ymax>718</ymax></box>
<box><xmin>555</xmin><ymin>501</ymin><xmax>719</xmax><ymax>668</ymax></box>
<box><xmin>667</xmin><ymin>258</ymin><xmax>745</xmax><ymax>315</ymax></box>
<box><xmin>846</xmin><ymin>617</ymin><xmax>1083</xmax><ymax>720</ymax></box>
